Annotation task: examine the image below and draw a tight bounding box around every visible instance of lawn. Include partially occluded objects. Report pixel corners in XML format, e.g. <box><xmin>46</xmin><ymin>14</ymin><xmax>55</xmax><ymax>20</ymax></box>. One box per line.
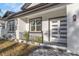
<box><xmin>0</xmin><ymin>40</ymin><xmax>16</xmax><ymax>49</ymax></box>
<box><xmin>0</xmin><ymin>40</ymin><xmax>36</xmax><ymax>56</ymax></box>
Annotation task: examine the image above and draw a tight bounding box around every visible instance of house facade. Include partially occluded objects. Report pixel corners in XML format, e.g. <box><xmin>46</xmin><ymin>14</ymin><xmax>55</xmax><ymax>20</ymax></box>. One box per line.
<box><xmin>2</xmin><ymin>3</ymin><xmax>79</xmax><ymax>54</ymax></box>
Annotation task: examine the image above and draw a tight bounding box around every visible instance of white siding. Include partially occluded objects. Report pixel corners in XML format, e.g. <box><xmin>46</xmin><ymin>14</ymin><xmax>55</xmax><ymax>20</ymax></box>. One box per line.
<box><xmin>18</xmin><ymin>18</ymin><xmax>26</xmax><ymax>32</ymax></box>
<box><xmin>42</xmin><ymin>20</ymin><xmax>49</xmax><ymax>42</ymax></box>
<box><xmin>67</xmin><ymin>4</ymin><xmax>79</xmax><ymax>54</ymax></box>
<box><xmin>0</xmin><ymin>27</ymin><xmax>2</xmax><ymax>38</ymax></box>
<box><xmin>16</xmin><ymin>18</ymin><xmax>29</xmax><ymax>39</ymax></box>
<box><xmin>16</xmin><ymin>18</ymin><xmax>19</xmax><ymax>39</ymax></box>
<box><xmin>26</xmin><ymin>19</ymin><xmax>29</xmax><ymax>32</ymax></box>
<box><xmin>5</xmin><ymin>21</ymin><xmax>8</xmax><ymax>35</ymax></box>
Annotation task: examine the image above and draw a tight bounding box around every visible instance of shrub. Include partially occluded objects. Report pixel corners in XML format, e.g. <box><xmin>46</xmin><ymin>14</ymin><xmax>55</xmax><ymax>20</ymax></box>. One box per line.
<box><xmin>34</xmin><ymin>36</ymin><xmax>43</xmax><ymax>43</ymax></box>
<box><xmin>23</xmin><ymin>31</ymin><xmax>29</xmax><ymax>41</ymax></box>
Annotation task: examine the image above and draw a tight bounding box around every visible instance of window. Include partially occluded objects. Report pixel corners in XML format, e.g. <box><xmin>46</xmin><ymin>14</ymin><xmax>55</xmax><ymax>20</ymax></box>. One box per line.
<box><xmin>2</xmin><ymin>23</ymin><xmax>5</xmax><ymax>29</ymax></box>
<box><xmin>30</xmin><ymin>20</ymin><xmax>35</xmax><ymax>31</ymax></box>
<box><xmin>73</xmin><ymin>15</ymin><xmax>77</xmax><ymax>21</ymax></box>
<box><xmin>7</xmin><ymin>20</ymin><xmax>15</xmax><ymax>32</ymax></box>
<box><xmin>60</xmin><ymin>36</ymin><xmax>67</xmax><ymax>39</ymax></box>
<box><xmin>52</xmin><ymin>32</ymin><xmax>58</xmax><ymax>34</ymax></box>
<box><xmin>36</xmin><ymin>19</ymin><xmax>42</xmax><ymax>31</ymax></box>
<box><xmin>30</xmin><ymin>17</ymin><xmax>42</xmax><ymax>32</ymax></box>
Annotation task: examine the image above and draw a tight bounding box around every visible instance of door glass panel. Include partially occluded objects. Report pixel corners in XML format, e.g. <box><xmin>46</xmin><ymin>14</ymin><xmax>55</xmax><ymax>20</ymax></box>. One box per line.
<box><xmin>31</xmin><ymin>26</ymin><xmax>35</xmax><ymax>31</ymax></box>
<box><xmin>36</xmin><ymin>20</ymin><xmax>41</xmax><ymax>25</ymax></box>
<box><xmin>30</xmin><ymin>20</ymin><xmax>35</xmax><ymax>26</ymax></box>
<box><xmin>36</xmin><ymin>25</ymin><xmax>41</xmax><ymax>31</ymax></box>
<box><xmin>36</xmin><ymin>19</ymin><xmax>42</xmax><ymax>31</ymax></box>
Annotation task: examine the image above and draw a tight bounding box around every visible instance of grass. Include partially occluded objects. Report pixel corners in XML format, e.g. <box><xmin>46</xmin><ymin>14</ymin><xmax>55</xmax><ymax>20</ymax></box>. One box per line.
<box><xmin>0</xmin><ymin>40</ymin><xmax>8</xmax><ymax>45</ymax></box>
<box><xmin>0</xmin><ymin>43</ymin><xmax>24</xmax><ymax>56</ymax></box>
<box><xmin>0</xmin><ymin>40</ymin><xmax>16</xmax><ymax>49</ymax></box>
<box><xmin>0</xmin><ymin>43</ymin><xmax>36</xmax><ymax>56</ymax></box>
<box><xmin>0</xmin><ymin>40</ymin><xmax>36</xmax><ymax>56</ymax></box>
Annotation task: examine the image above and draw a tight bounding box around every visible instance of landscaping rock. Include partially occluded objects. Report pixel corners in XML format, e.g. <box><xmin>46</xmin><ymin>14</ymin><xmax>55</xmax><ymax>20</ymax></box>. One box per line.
<box><xmin>28</xmin><ymin>46</ymin><xmax>79</xmax><ymax>56</ymax></box>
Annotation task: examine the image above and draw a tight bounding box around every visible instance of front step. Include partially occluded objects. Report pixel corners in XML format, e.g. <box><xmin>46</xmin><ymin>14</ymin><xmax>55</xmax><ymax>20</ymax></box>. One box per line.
<box><xmin>39</xmin><ymin>43</ymin><xmax>67</xmax><ymax>51</ymax></box>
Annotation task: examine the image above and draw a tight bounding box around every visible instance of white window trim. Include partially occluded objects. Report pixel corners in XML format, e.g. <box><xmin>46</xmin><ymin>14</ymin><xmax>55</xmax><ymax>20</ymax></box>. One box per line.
<box><xmin>30</xmin><ymin>19</ymin><xmax>42</xmax><ymax>32</ymax></box>
<box><xmin>8</xmin><ymin>20</ymin><xmax>15</xmax><ymax>33</ymax></box>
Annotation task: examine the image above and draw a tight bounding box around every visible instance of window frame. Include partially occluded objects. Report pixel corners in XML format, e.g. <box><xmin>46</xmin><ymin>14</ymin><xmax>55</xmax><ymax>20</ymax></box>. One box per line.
<box><xmin>7</xmin><ymin>20</ymin><xmax>15</xmax><ymax>33</ymax></box>
<box><xmin>30</xmin><ymin>17</ymin><xmax>42</xmax><ymax>32</ymax></box>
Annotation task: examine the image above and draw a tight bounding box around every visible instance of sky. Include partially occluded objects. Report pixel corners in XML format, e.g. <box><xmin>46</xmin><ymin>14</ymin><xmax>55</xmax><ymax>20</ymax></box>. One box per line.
<box><xmin>0</xmin><ymin>3</ymin><xmax>24</xmax><ymax>17</ymax></box>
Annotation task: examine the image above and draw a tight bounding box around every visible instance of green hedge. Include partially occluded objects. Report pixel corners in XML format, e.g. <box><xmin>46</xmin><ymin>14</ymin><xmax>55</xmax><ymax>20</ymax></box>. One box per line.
<box><xmin>34</xmin><ymin>36</ymin><xmax>43</xmax><ymax>43</ymax></box>
<box><xmin>23</xmin><ymin>31</ymin><xmax>29</xmax><ymax>41</ymax></box>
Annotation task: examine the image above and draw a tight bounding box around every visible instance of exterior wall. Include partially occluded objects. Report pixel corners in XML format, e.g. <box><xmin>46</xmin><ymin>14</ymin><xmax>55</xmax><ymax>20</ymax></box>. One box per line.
<box><xmin>0</xmin><ymin>26</ymin><xmax>2</xmax><ymax>38</ymax></box>
<box><xmin>0</xmin><ymin>23</ymin><xmax>3</xmax><ymax>38</ymax></box>
<box><xmin>1</xmin><ymin>26</ymin><xmax>6</xmax><ymax>38</ymax></box>
<box><xmin>15</xmin><ymin>18</ymin><xmax>19</xmax><ymax>39</ymax></box>
<box><xmin>16</xmin><ymin>18</ymin><xmax>29</xmax><ymax>39</ymax></box>
<box><xmin>4</xmin><ymin>21</ymin><xmax>8</xmax><ymax>38</ymax></box>
<box><xmin>18</xmin><ymin>18</ymin><xmax>27</xmax><ymax>32</ymax></box>
<box><xmin>25</xmin><ymin>19</ymin><xmax>29</xmax><ymax>32</ymax></box>
<box><xmin>0</xmin><ymin>26</ymin><xmax>5</xmax><ymax>39</ymax></box>
<box><xmin>67</xmin><ymin>4</ymin><xmax>79</xmax><ymax>54</ymax></box>
<box><xmin>42</xmin><ymin>20</ymin><xmax>49</xmax><ymax>42</ymax></box>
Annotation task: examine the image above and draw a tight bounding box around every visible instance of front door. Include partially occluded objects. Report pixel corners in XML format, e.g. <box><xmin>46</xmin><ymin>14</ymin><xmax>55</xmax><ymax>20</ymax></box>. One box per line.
<box><xmin>49</xmin><ymin>18</ymin><xmax>67</xmax><ymax>43</ymax></box>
